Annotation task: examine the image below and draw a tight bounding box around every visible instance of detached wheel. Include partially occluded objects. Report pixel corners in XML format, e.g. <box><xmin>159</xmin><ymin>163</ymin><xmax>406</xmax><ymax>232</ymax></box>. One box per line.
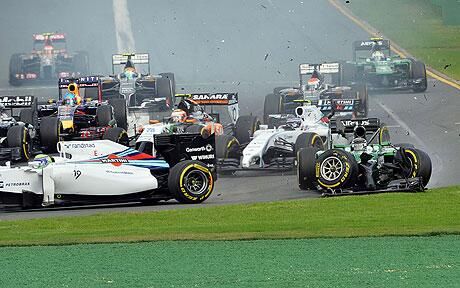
<box><xmin>295</xmin><ymin>132</ymin><xmax>324</xmax><ymax>154</ymax></box>
<box><xmin>410</xmin><ymin>59</ymin><xmax>427</xmax><ymax>93</ymax></box>
<box><xmin>316</xmin><ymin>149</ymin><xmax>358</xmax><ymax>190</ymax></box>
<box><xmin>96</xmin><ymin>105</ymin><xmax>113</xmax><ymax>126</ymax></box>
<box><xmin>109</xmin><ymin>98</ymin><xmax>128</xmax><ymax>130</ymax></box>
<box><xmin>103</xmin><ymin>127</ymin><xmax>129</xmax><ymax>146</ymax></box>
<box><xmin>263</xmin><ymin>93</ymin><xmax>282</xmax><ymax>126</ymax></box>
<box><xmin>7</xmin><ymin>125</ymin><xmax>31</xmax><ymax>161</ymax></box>
<box><xmin>215</xmin><ymin>135</ymin><xmax>240</xmax><ymax>159</ymax></box>
<box><xmin>297</xmin><ymin>147</ymin><xmax>319</xmax><ymax>190</ymax></box>
<box><xmin>168</xmin><ymin>160</ymin><xmax>214</xmax><ymax>204</ymax></box>
<box><xmin>403</xmin><ymin>148</ymin><xmax>432</xmax><ymax>187</ymax></box>
<box><xmin>234</xmin><ymin>115</ymin><xmax>259</xmax><ymax>144</ymax></box>
<box><xmin>40</xmin><ymin>117</ymin><xmax>61</xmax><ymax>153</ymax></box>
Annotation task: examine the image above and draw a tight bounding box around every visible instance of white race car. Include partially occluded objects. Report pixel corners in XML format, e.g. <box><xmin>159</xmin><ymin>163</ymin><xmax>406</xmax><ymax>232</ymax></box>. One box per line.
<box><xmin>217</xmin><ymin>103</ymin><xmax>331</xmax><ymax>171</ymax></box>
<box><xmin>0</xmin><ymin>131</ymin><xmax>216</xmax><ymax>209</ymax></box>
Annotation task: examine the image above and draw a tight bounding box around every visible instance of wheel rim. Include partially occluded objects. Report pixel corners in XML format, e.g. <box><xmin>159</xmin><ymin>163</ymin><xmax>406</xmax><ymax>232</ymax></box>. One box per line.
<box><xmin>320</xmin><ymin>156</ymin><xmax>343</xmax><ymax>182</ymax></box>
<box><xmin>184</xmin><ymin>170</ymin><xmax>209</xmax><ymax>196</ymax></box>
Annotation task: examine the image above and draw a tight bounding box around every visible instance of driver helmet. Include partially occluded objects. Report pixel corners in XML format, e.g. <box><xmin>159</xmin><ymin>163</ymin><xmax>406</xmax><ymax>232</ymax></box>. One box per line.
<box><xmin>170</xmin><ymin>109</ymin><xmax>187</xmax><ymax>123</ymax></box>
<box><xmin>307</xmin><ymin>71</ymin><xmax>322</xmax><ymax>90</ymax></box>
<box><xmin>123</xmin><ymin>59</ymin><xmax>137</xmax><ymax>79</ymax></box>
<box><xmin>371</xmin><ymin>50</ymin><xmax>385</xmax><ymax>61</ymax></box>
<box><xmin>30</xmin><ymin>154</ymin><xmax>54</xmax><ymax>169</ymax></box>
<box><xmin>177</xmin><ymin>99</ymin><xmax>201</xmax><ymax>115</ymax></box>
<box><xmin>351</xmin><ymin>137</ymin><xmax>368</xmax><ymax>152</ymax></box>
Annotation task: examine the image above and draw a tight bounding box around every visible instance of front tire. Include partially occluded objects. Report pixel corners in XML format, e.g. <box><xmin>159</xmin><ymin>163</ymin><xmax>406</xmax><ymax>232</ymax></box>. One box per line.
<box><xmin>96</xmin><ymin>105</ymin><xmax>113</xmax><ymax>127</ymax></box>
<box><xmin>297</xmin><ymin>147</ymin><xmax>319</xmax><ymax>190</ymax></box>
<box><xmin>40</xmin><ymin>117</ymin><xmax>61</xmax><ymax>153</ymax></box>
<box><xmin>168</xmin><ymin>160</ymin><xmax>214</xmax><ymax>204</ymax></box>
<box><xmin>410</xmin><ymin>59</ymin><xmax>427</xmax><ymax>93</ymax></box>
<box><xmin>103</xmin><ymin>127</ymin><xmax>129</xmax><ymax>146</ymax></box>
<box><xmin>234</xmin><ymin>115</ymin><xmax>259</xmax><ymax>144</ymax></box>
<box><xmin>294</xmin><ymin>132</ymin><xmax>324</xmax><ymax>155</ymax></box>
<box><xmin>402</xmin><ymin>148</ymin><xmax>432</xmax><ymax>187</ymax></box>
<box><xmin>109</xmin><ymin>98</ymin><xmax>128</xmax><ymax>130</ymax></box>
<box><xmin>316</xmin><ymin>149</ymin><xmax>359</xmax><ymax>190</ymax></box>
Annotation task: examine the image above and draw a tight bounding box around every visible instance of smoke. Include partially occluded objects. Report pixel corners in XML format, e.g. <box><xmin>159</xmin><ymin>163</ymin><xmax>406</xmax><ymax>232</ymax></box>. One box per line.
<box><xmin>112</xmin><ymin>0</ymin><xmax>136</xmax><ymax>53</ymax></box>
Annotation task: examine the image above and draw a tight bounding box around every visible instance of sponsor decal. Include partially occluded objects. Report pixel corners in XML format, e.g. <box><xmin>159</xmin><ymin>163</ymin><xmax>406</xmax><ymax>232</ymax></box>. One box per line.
<box><xmin>185</xmin><ymin>145</ymin><xmax>214</xmax><ymax>153</ymax></box>
<box><xmin>100</xmin><ymin>154</ymin><xmax>129</xmax><ymax>166</ymax></box>
<box><xmin>64</xmin><ymin>143</ymin><xmax>96</xmax><ymax>149</ymax></box>
<box><xmin>191</xmin><ymin>94</ymin><xmax>229</xmax><ymax>101</ymax></box>
<box><xmin>0</xmin><ymin>96</ymin><xmax>33</xmax><ymax>107</ymax></box>
<box><xmin>105</xmin><ymin>170</ymin><xmax>134</xmax><ymax>175</ymax></box>
<box><xmin>341</xmin><ymin>120</ymin><xmax>370</xmax><ymax>127</ymax></box>
<box><xmin>191</xmin><ymin>154</ymin><xmax>215</xmax><ymax>161</ymax></box>
<box><xmin>3</xmin><ymin>182</ymin><xmax>30</xmax><ymax>187</ymax></box>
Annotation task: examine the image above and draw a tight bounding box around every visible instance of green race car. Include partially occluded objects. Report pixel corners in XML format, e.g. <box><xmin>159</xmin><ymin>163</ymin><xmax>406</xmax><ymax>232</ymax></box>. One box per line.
<box><xmin>296</xmin><ymin>104</ymin><xmax>432</xmax><ymax>196</ymax></box>
<box><xmin>343</xmin><ymin>38</ymin><xmax>427</xmax><ymax>93</ymax></box>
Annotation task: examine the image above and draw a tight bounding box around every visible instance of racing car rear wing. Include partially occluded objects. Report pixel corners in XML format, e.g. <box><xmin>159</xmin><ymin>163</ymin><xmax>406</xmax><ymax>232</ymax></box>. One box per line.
<box><xmin>309</xmin><ymin>98</ymin><xmax>361</xmax><ymax>114</ymax></box>
<box><xmin>58</xmin><ymin>76</ymin><xmax>102</xmax><ymax>101</ymax></box>
<box><xmin>33</xmin><ymin>33</ymin><xmax>66</xmax><ymax>43</ymax></box>
<box><xmin>299</xmin><ymin>63</ymin><xmax>340</xmax><ymax>87</ymax></box>
<box><xmin>0</xmin><ymin>95</ymin><xmax>36</xmax><ymax>108</ymax></box>
<box><xmin>176</xmin><ymin>93</ymin><xmax>239</xmax><ymax>124</ymax></box>
<box><xmin>330</xmin><ymin>117</ymin><xmax>381</xmax><ymax>134</ymax></box>
<box><xmin>112</xmin><ymin>53</ymin><xmax>150</xmax><ymax>73</ymax></box>
<box><xmin>352</xmin><ymin>38</ymin><xmax>391</xmax><ymax>60</ymax></box>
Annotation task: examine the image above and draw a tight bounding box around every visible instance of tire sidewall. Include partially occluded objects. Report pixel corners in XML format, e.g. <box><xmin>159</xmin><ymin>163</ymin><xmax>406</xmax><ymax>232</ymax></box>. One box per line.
<box><xmin>316</xmin><ymin>149</ymin><xmax>357</xmax><ymax>189</ymax></box>
<box><xmin>169</xmin><ymin>160</ymin><xmax>214</xmax><ymax>203</ymax></box>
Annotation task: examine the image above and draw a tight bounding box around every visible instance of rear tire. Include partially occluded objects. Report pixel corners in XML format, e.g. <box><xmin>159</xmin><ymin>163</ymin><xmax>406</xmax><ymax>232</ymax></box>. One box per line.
<box><xmin>7</xmin><ymin>125</ymin><xmax>31</xmax><ymax>161</ymax></box>
<box><xmin>297</xmin><ymin>147</ymin><xmax>319</xmax><ymax>190</ymax></box>
<box><xmin>168</xmin><ymin>160</ymin><xmax>214</xmax><ymax>204</ymax></box>
<box><xmin>156</xmin><ymin>76</ymin><xmax>174</xmax><ymax>110</ymax></box>
<box><xmin>234</xmin><ymin>115</ymin><xmax>260</xmax><ymax>144</ymax></box>
<box><xmin>103</xmin><ymin>127</ymin><xmax>129</xmax><ymax>146</ymax></box>
<box><xmin>354</xmin><ymin>83</ymin><xmax>368</xmax><ymax>117</ymax></box>
<box><xmin>263</xmin><ymin>93</ymin><xmax>282</xmax><ymax>126</ymax></box>
<box><xmin>96</xmin><ymin>105</ymin><xmax>113</xmax><ymax>127</ymax></box>
<box><xmin>108</xmin><ymin>98</ymin><xmax>128</xmax><ymax>130</ymax></box>
<box><xmin>410</xmin><ymin>59</ymin><xmax>427</xmax><ymax>93</ymax></box>
<box><xmin>9</xmin><ymin>53</ymin><xmax>23</xmax><ymax>86</ymax></box>
<box><xmin>40</xmin><ymin>117</ymin><xmax>61</xmax><ymax>153</ymax></box>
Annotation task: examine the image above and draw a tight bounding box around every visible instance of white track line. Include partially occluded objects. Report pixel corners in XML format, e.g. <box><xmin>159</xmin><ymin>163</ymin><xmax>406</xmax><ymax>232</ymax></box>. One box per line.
<box><xmin>376</xmin><ymin>100</ymin><xmax>426</xmax><ymax>150</ymax></box>
<box><xmin>112</xmin><ymin>0</ymin><xmax>136</xmax><ymax>52</ymax></box>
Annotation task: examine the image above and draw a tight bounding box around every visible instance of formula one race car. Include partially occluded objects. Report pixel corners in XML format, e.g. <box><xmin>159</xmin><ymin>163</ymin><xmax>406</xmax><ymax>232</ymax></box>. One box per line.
<box><xmin>100</xmin><ymin>53</ymin><xmax>175</xmax><ymax>127</ymax></box>
<box><xmin>9</xmin><ymin>33</ymin><xmax>89</xmax><ymax>86</ymax></box>
<box><xmin>38</xmin><ymin>76</ymin><xmax>127</xmax><ymax>152</ymax></box>
<box><xmin>0</xmin><ymin>132</ymin><xmax>216</xmax><ymax>209</ymax></box>
<box><xmin>343</xmin><ymin>38</ymin><xmax>427</xmax><ymax>92</ymax></box>
<box><xmin>0</xmin><ymin>95</ymin><xmax>38</xmax><ymax>162</ymax></box>
<box><xmin>217</xmin><ymin>101</ymin><xmax>329</xmax><ymax>171</ymax></box>
<box><xmin>135</xmin><ymin>93</ymin><xmax>260</xmax><ymax>159</ymax></box>
<box><xmin>265</xmin><ymin>63</ymin><xmax>368</xmax><ymax>127</ymax></box>
<box><xmin>297</xmin><ymin>114</ymin><xmax>432</xmax><ymax>196</ymax></box>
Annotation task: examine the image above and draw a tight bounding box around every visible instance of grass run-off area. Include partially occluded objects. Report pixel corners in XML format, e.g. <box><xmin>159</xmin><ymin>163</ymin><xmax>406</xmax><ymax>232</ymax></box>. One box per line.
<box><xmin>347</xmin><ymin>0</ymin><xmax>460</xmax><ymax>80</ymax></box>
<box><xmin>0</xmin><ymin>186</ymin><xmax>459</xmax><ymax>246</ymax></box>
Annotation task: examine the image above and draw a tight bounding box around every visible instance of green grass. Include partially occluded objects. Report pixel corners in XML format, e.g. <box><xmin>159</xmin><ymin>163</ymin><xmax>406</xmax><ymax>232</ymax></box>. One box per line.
<box><xmin>348</xmin><ymin>0</ymin><xmax>460</xmax><ymax>80</ymax></box>
<box><xmin>0</xmin><ymin>186</ymin><xmax>459</xmax><ymax>246</ymax></box>
<box><xmin>1</xmin><ymin>236</ymin><xmax>459</xmax><ymax>287</ymax></box>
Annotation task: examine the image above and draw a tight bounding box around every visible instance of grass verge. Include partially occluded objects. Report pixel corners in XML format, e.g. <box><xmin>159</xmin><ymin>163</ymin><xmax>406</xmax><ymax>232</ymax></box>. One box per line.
<box><xmin>347</xmin><ymin>0</ymin><xmax>460</xmax><ymax>80</ymax></box>
<box><xmin>0</xmin><ymin>186</ymin><xmax>459</xmax><ymax>246</ymax></box>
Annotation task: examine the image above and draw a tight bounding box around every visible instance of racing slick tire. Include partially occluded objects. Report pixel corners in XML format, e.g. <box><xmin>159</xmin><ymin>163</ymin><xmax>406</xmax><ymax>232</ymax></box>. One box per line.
<box><xmin>297</xmin><ymin>147</ymin><xmax>319</xmax><ymax>190</ymax></box>
<box><xmin>156</xmin><ymin>76</ymin><xmax>174</xmax><ymax>110</ymax></box>
<box><xmin>410</xmin><ymin>59</ymin><xmax>427</xmax><ymax>93</ymax></box>
<box><xmin>108</xmin><ymin>98</ymin><xmax>128</xmax><ymax>130</ymax></box>
<box><xmin>316</xmin><ymin>149</ymin><xmax>359</xmax><ymax>190</ymax></box>
<box><xmin>273</xmin><ymin>87</ymin><xmax>289</xmax><ymax>95</ymax></box>
<box><xmin>294</xmin><ymin>132</ymin><xmax>325</xmax><ymax>155</ymax></box>
<box><xmin>264</xmin><ymin>93</ymin><xmax>282</xmax><ymax>127</ymax></box>
<box><xmin>215</xmin><ymin>134</ymin><xmax>240</xmax><ymax>159</ymax></box>
<box><xmin>73</xmin><ymin>51</ymin><xmax>90</xmax><ymax>75</ymax></box>
<box><xmin>234</xmin><ymin>115</ymin><xmax>260</xmax><ymax>144</ymax></box>
<box><xmin>168</xmin><ymin>160</ymin><xmax>214</xmax><ymax>204</ymax></box>
<box><xmin>394</xmin><ymin>143</ymin><xmax>415</xmax><ymax>149</ymax></box>
<box><xmin>400</xmin><ymin>147</ymin><xmax>432</xmax><ymax>187</ymax></box>
<box><xmin>96</xmin><ymin>105</ymin><xmax>113</xmax><ymax>127</ymax></box>
<box><xmin>103</xmin><ymin>127</ymin><xmax>129</xmax><ymax>146</ymax></box>
<box><xmin>370</xmin><ymin>123</ymin><xmax>390</xmax><ymax>145</ymax></box>
<box><xmin>9</xmin><ymin>53</ymin><xmax>23</xmax><ymax>86</ymax></box>
<box><xmin>7</xmin><ymin>125</ymin><xmax>31</xmax><ymax>161</ymax></box>
<box><xmin>355</xmin><ymin>83</ymin><xmax>368</xmax><ymax>117</ymax></box>
<box><xmin>40</xmin><ymin>117</ymin><xmax>61</xmax><ymax>153</ymax></box>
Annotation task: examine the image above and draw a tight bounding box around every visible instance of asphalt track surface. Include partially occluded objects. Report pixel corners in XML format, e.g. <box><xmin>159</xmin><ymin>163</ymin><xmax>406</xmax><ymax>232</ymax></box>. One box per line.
<box><xmin>0</xmin><ymin>0</ymin><xmax>458</xmax><ymax>219</ymax></box>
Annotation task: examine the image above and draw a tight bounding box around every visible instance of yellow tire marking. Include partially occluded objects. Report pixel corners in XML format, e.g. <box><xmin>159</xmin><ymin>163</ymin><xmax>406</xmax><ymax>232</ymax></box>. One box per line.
<box><xmin>328</xmin><ymin>0</ymin><xmax>460</xmax><ymax>91</ymax></box>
